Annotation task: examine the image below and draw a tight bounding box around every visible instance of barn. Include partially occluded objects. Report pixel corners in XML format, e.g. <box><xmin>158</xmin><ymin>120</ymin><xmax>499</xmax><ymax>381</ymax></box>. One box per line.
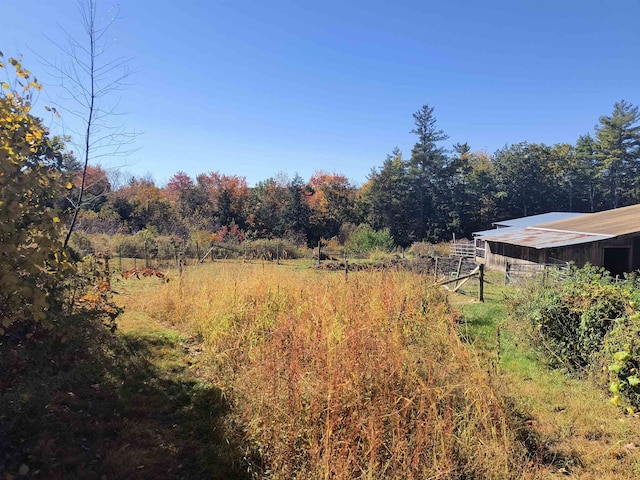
<box><xmin>474</xmin><ymin>204</ymin><xmax>640</xmax><ymax>276</ymax></box>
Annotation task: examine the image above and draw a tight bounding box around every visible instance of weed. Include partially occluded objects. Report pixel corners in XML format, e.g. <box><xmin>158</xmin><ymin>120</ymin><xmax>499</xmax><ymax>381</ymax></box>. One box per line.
<box><xmin>142</xmin><ymin>263</ymin><xmax>531</xmax><ymax>479</ymax></box>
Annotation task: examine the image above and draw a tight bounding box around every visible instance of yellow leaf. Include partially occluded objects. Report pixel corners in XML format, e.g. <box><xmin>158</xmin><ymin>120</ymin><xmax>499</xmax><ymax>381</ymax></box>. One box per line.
<box><xmin>53</xmin><ymin>216</ymin><xmax>60</xmax><ymax>223</ymax></box>
<box><xmin>66</xmin><ymin>182</ymin><xmax>73</xmax><ymax>189</ymax></box>
<box><xmin>1</xmin><ymin>82</ymin><xmax>9</xmax><ymax>90</ymax></box>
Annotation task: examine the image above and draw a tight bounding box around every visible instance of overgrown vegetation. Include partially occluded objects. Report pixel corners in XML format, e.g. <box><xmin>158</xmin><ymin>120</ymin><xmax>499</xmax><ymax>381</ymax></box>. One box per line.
<box><xmin>512</xmin><ymin>265</ymin><xmax>640</xmax><ymax>411</ymax></box>
<box><xmin>453</xmin><ymin>269</ymin><xmax>640</xmax><ymax>478</ymax></box>
<box><xmin>0</xmin><ymin>54</ymin><xmax>74</xmax><ymax>334</ymax></box>
<box><xmin>3</xmin><ymin>14</ymin><xmax>640</xmax><ymax>478</ymax></box>
<box><xmin>131</xmin><ymin>262</ymin><xmax>533</xmax><ymax>479</ymax></box>
<box><xmin>344</xmin><ymin>224</ymin><xmax>395</xmax><ymax>255</ymax></box>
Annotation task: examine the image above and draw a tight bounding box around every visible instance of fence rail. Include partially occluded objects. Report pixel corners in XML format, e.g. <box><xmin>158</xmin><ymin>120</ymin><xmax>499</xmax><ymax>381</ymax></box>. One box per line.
<box><xmin>450</xmin><ymin>242</ymin><xmax>475</xmax><ymax>258</ymax></box>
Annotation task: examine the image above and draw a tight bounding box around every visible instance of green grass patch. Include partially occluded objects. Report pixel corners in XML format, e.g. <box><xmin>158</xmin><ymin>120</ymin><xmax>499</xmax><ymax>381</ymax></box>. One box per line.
<box><xmin>452</xmin><ymin>271</ymin><xmax>640</xmax><ymax>478</ymax></box>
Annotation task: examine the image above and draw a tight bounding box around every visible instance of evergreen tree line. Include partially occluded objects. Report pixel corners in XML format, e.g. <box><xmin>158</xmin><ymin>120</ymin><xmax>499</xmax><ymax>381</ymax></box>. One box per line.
<box><xmin>67</xmin><ymin>100</ymin><xmax>640</xmax><ymax>248</ymax></box>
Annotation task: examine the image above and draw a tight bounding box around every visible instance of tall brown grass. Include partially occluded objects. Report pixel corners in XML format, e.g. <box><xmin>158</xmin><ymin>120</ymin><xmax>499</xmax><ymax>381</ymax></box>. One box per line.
<box><xmin>134</xmin><ymin>262</ymin><xmax>532</xmax><ymax>479</ymax></box>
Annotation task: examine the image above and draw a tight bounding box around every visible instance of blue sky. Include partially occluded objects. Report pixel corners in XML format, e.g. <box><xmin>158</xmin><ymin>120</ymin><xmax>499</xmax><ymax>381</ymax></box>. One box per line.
<box><xmin>2</xmin><ymin>0</ymin><xmax>639</xmax><ymax>186</ymax></box>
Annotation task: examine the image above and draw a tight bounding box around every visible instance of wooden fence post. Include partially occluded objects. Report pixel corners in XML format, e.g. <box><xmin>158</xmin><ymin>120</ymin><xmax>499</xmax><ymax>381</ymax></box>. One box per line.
<box><xmin>496</xmin><ymin>324</ymin><xmax>501</xmax><ymax>372</ymax></box>
<box><xmin>479</xmin><ymin>264</ymin><xmax>484</xmax><ymax>302</ymax></box>
<box><xmin>144</xmin><ymin>240</ymin><xmax>149</xmax><ymax>268</ymax></box>
<box><xmin>104</xmin><ymin>254</ymin><xmax>110</xmax><ymax>285</ymax></box>
<box><xmin>434</xmin><ymin>257</ymin><xmax>439</xmax><ymax>282</ymax></box>
<box><xmin>454</xmin><ymin>257</ymin><xmax>463</xmax><ymax>289</ymax></box>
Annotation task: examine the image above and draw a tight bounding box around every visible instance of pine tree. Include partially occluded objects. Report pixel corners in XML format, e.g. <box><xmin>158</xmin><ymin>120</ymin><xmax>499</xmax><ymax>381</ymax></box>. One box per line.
<box><xmin>408</xmin><ymin>105</ymin><xmax>449</xmax><ymax>240</ymax></box>
<box><xmin>595</xmin><ymin>100</ymin><xmax>640</xmax><ymax>208</ymax></box>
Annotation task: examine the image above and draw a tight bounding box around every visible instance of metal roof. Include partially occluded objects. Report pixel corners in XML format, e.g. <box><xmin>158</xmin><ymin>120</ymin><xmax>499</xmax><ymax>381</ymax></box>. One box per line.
<box><xmin>480</xmin><ymin>227</ymin><xmax>614</xmax><ymax>249</ymax></box>
<box><xmin>492</xmin><ymin>212</ymin><xmax>587</xmax><ymax>228</ymax></box>
<box><xmin>473</xmin><ymin>225</ymin><xmax>526</xmax><ymax>237</ymax></box>
<box><xmin>475</xmin><ymin>204</ymin><xmax>640</xmax><ymax>249</ymax></box>
<box><xmin>535</xmin><ymin>204</ymin><xmax>640</xmax><ymax>236</ymax></box>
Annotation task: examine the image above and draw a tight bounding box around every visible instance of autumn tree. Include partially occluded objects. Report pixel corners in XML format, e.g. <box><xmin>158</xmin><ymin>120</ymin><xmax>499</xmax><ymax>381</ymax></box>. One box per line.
<box><xmin>307</xmin><ymin>170</ymin><xmax>357</xmax><ymax>242</ymax></box>
<box><xmin>196</xmin><ymin>172</ymin><xmax>250</xmax><ymax>229</ymax></box>
<box><xmin>164</xmin><ymin>171</ymin><xmax>201</xmax><ymax>231</ymax></box>
<box><xmin>248</xmin><ymin>175</ymin><xmax>290</xmax><ymax>238</ymax></box>
<box><xmin>165</xmin><ymin>171</ymin><xmax>195</xmax><ymax>203</ymax></box>
<box><xmin>0</xmin><ymin>55</ymin><xmax>74</xmax><ymax>334</ymax></box>
<box><xmin>108</xmin><ymin>176</ymin><xmax>179</xmax><ymax>234</ymax></box>
<box><xmin>67</xmin><ymin>163</ymin><xmax>111</xmax><ymax>212</ymax></box>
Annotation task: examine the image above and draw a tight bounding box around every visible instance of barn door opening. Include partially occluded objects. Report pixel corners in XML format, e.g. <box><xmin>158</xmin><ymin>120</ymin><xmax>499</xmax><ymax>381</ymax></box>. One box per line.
<box><xmin>604</xmin><ymin>247</ymin><xmax>630</xmax><ymax>277</ymax></box>
<box><xmin>633</xmin><ymin>238</ymin><xmax>640</xmax><ymax>271</ymax></box>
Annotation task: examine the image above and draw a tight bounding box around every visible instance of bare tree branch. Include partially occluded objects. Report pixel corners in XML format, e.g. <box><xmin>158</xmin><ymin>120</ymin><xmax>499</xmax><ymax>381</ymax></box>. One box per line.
<box><xmin>35</xmin><ymin>0</ymin><xmax>139</xmax><ymax>247</ymax></box>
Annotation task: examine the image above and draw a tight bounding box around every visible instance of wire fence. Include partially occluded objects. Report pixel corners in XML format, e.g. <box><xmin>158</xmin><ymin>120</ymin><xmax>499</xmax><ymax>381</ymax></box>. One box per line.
<box><xmin>71</xmin><ymin>238</ymin><xmax>314</xmax><ymax>272</ymax></box>
<box><xmin>504</xmin><ymin>260</ymin><xmax>569</xmax><ymax>285</ymax></box>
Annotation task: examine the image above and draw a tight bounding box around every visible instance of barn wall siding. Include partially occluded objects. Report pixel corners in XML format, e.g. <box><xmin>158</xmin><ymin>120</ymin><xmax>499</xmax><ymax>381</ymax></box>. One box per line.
<box><xmin>483</xmin><ymin>233</ymin><xmax>640</xmax><ymax>273</ymax></box>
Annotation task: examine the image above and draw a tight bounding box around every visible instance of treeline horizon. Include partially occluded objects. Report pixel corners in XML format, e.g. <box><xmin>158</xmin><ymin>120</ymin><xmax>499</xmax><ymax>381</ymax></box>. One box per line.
<box><xmin>66</xmin><ymin>100</ymin><xmax>640</xmax><ymax>247</ymax></box>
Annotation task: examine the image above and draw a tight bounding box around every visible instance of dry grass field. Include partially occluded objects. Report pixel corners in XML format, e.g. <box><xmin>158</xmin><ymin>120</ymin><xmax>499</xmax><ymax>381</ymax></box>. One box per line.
<box><xmin>117</xmin><ymin>261</ymin><xmax>534</xmax><ymax>479</ymax></box>
<box><xmin>9</xmin><ymin>260</ymin><xmax>632</xmax><ymax>477</ymax></box>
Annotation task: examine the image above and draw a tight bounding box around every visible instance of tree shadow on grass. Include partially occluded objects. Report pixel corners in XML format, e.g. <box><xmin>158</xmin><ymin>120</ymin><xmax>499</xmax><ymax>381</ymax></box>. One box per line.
<box><xmin>0</xmin><ymin>316</ymin><xmax>256</xmax><ymax>479</ymax></box>
<box><xmin>507</xmin><ymin>402</ymin><xmax>584</xmax><ymax>476</ymax></box>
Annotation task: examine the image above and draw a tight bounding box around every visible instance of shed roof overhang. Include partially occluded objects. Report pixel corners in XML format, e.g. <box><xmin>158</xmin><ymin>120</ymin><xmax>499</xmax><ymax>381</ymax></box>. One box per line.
<box><xmin>478</xmin><ymin>227</ymin><xmax>614</xmax><ymax>249</ymax></box>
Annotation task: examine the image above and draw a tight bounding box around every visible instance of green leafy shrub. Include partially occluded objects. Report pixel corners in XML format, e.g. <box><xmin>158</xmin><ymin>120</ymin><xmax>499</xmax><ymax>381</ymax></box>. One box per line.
<box><xmin>345</xmin><ymin>224</ymin><xmax>394</xmax><ymax>256</ymax></box>
<box><xmin>603</xmin><ymin>301</ymin><xmax>640</xmax><ymax>412</ymax></box>
<box><xmin>520</xmin><ymin>264</ymin><xmax>627</xmax><ymax>371</ymax></box>
<box><xmin>516</xmin><ymin>264</ymin><xmax>640</xmax><ymax>411</ymax></box>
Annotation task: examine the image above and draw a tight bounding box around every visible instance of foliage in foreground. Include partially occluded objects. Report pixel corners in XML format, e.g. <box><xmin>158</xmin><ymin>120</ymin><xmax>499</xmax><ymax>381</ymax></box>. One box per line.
<box><xmin>514</xmin><ymin>264</ymin><xmax>640</xmax><ymax>411</ymax></box>
<box><xmin>140</xmin><ymin>263</ymin><xmax>532</xmax><ymax>479</ymax></box>
<box><xmin>0</xmin><ymin>55</ymin><xmax>75</xmax><ymax>334</ymax></box>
